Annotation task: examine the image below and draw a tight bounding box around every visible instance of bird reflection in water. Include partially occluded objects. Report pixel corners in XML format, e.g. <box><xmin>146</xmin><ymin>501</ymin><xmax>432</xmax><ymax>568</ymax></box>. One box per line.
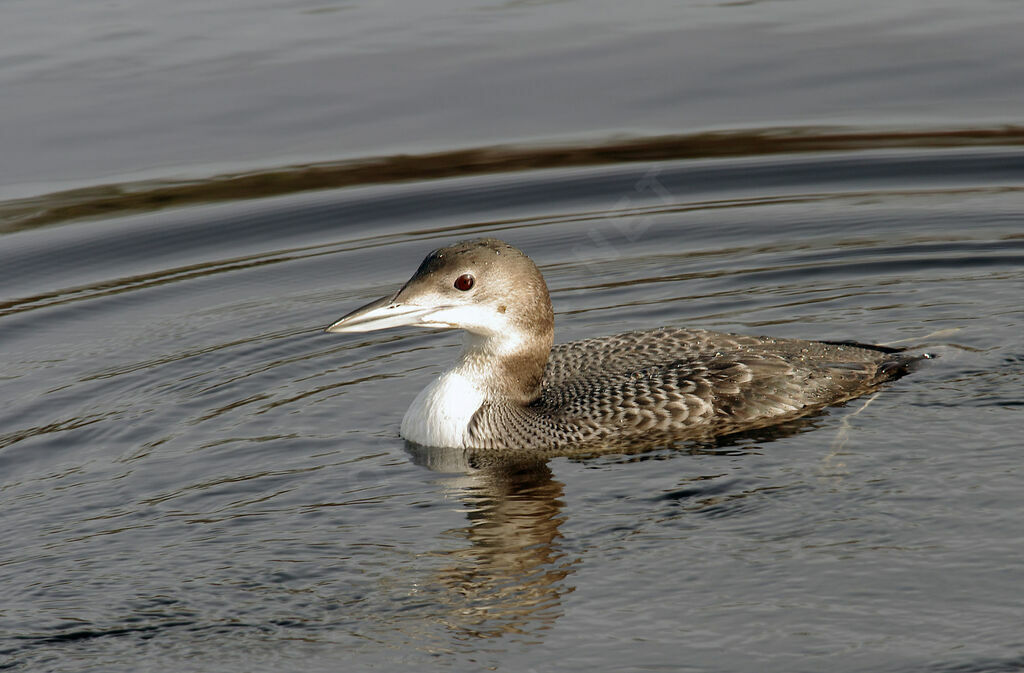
<box><xmin>401</xmin><ymin>409</ymin><xmax>848</xmax><ymax>645</ymax></box>
<box><xmin>408</xmin><ymin>445</ymin><xmax>575</xmax><ymax>642</ymax></box>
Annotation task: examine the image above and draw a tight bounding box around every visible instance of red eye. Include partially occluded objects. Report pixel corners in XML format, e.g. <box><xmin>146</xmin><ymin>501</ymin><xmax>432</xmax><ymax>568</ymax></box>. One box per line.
<box><xmin>454</xmin><ymin>273</ymin><xmax>475</xmax><ymax>291</ymax></box>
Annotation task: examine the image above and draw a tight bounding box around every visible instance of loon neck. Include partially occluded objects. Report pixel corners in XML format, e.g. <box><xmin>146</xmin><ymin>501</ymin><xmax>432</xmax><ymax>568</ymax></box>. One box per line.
<box><xmin>455</xmin><ymin>327</ymin><xmax>553</xmax><ymax>406</ymax></box>
<box><xmin>399</xmin><ymin>326</ymin><xmax>552</xmax><ymax>448</ymax></box>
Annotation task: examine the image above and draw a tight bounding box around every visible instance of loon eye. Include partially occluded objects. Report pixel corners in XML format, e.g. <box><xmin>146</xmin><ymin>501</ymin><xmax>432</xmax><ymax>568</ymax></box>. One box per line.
<box><xmin>454</xmin><ymin>273</ymin><xmax>475</xmax><ymax>291</ymax></box>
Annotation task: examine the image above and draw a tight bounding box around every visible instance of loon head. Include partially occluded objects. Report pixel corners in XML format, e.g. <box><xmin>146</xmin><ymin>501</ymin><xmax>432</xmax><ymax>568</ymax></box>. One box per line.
<box><xmin>326</xmin><ymin>239</ymin><xmax>554</xmax><ymax>402</ymax></box>
<box><xmin>327</xmin><ymin>238</ymin><xmax>553</xmax><ymax>339</ymax></box>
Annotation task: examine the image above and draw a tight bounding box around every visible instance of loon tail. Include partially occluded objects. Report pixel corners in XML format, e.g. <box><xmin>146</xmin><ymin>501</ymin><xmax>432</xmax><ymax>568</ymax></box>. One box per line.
<box><xmin>822</xmin><ymin>340</ymin><xmax>936</xmax><ymax>382</ymax></box>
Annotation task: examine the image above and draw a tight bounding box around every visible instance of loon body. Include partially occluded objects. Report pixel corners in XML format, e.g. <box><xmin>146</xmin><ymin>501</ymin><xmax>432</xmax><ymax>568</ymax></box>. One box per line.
<box><xmin>327</xmin><ymin>238</ymin><xmax>921</xmax><ymax>451</ymax></box>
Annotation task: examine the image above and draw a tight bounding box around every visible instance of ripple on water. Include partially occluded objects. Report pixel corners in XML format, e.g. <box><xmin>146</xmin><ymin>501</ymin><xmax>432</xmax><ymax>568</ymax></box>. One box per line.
<box><xmin>0</xmin><ymin>148</ymin><xmax>1022</xmax><ymax>672</ymax></box>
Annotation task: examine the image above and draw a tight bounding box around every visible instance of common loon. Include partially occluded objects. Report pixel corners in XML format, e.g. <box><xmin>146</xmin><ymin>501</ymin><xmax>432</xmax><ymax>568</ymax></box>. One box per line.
<box><xmin>326</xmin><ymin>238</ymin><xmax>924</xmax><ymax>451</ymax></box>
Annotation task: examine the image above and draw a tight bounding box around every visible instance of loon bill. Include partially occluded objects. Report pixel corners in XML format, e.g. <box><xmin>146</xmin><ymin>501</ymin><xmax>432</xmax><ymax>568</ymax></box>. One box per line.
<box><xmin>326</xmin><ymin>238</ymin><xmax>925</xmax><ymax>451</ymax></box>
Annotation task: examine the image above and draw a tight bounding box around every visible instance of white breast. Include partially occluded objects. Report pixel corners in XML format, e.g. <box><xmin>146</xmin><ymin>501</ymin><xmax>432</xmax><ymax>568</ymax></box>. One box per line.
<box><xmin>400</xmin><ymin>369</ymin><xmax>485</xmax><ymax>448</ymax></box>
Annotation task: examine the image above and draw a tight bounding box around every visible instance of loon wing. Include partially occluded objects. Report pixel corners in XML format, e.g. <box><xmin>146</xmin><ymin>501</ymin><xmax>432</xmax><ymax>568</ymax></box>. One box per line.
<box><xmin>533</xmin><ymin>327</ymin><xmax>916</xmax><ymax>444</ymax></box>
<box><xmin>465</xmin><ymin>328</ymin><xmax>919</xmax><ymax>451</ymax></box>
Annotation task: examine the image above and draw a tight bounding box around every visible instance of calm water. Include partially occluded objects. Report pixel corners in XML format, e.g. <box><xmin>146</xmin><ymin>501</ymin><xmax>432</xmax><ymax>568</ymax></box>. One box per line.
<box><xmin>3</xmin><ymin>0</ymin><xmax>1024</xmax><ymax>198</ymax></box>
<box><xmin>2</xmin><ymin>149</ymin><xmax>1023</xmax><ymax>672</ymax></box>
<box><xmin>2</xmin><ymin>1</ymin><xmax>1024</xmax><ymax>672</ymax></box>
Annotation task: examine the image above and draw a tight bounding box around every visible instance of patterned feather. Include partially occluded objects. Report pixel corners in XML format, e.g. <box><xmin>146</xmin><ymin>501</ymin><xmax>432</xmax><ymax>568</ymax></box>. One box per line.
<box><xmin>468</xmin><ymin>327</ymin><xmax>922</xmax><ymax>451</ymax></box>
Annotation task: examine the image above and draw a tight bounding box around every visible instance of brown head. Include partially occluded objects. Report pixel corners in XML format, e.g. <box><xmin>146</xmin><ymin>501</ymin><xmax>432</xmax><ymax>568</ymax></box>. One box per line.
<box><xmin>326</xmin><ymin>238</ymin><xmax>554</xmax><ymax>402</ymax></box>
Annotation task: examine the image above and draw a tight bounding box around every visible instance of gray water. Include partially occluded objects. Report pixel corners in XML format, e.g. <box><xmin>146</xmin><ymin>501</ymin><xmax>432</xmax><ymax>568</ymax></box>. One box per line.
<box><xmin>2</xmin><ymin>149</ymin><xmax>1023</xmax><ymax>672</ymax></box>
<box><xmin>3</xmin><ymin>1</ymin><xmax>1024</xmax><ymax>672</ymax></box>
<box><xmin>3</xmin><ymin>0</ymin><xmax>1024</xmax><ymax>199</ymax></box>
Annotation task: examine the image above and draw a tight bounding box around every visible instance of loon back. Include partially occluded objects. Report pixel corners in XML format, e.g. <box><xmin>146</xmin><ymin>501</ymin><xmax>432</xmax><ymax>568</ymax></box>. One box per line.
<box><xmin>468</xmin><ymin>327</ymin><xmax>918</xmax><ymax>450</ymax></box>
<box><xmin>325</xmin><ymin>238</ymin><xmax>924</xmax><ymax>451</ymax></box>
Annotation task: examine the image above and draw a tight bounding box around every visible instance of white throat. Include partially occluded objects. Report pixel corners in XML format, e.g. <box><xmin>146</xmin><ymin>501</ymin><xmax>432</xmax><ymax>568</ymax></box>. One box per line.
<box><xmin>400</xmin><ymin>368</ymin><xmax>484</xmax><ymax>448</ymax></box>
<box><xmin>399</xmin><ymin>333</ymin><xmax>516</xmax><ymax>448</ymax></box>
<box><xmin>401</xmin><ymin>333</ymin><xmax>505</xmax><ymax>448</ymax></box>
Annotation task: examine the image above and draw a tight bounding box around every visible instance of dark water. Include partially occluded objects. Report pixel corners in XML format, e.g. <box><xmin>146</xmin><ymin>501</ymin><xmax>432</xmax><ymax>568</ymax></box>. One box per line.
<box><xmin>2</xmin><ymin>149</ymin><xmax>1023</xmax><ymax>672</ymax></box>
<box><xmin>3</xmin><ymin>0</ymin><xmax>1024</xmax><ymax>671</ymax></box>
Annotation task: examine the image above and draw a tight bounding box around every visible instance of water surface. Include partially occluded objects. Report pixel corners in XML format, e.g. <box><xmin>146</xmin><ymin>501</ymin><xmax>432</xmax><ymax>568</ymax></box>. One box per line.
<box><xmin>2</xmin><ymin>0</ymin><xmax>1024</xmax><ymax>670</ymax></box>
<box><xmin>3</xmin><ymin>0</ymin><xmax>1024</xmax><ymax>199</ymax></box>
<box><xmin>2</xmin><ymin>148</ymin><xmax>1022</xmax><ymax>672</ymax></box>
